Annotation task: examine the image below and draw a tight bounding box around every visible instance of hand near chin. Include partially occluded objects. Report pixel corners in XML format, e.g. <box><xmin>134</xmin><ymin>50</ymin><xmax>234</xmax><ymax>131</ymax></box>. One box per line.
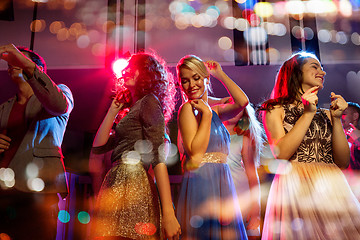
<box><xmin>189</xmin><ymin>99</ymin><xmax>212</xmax><ymax>116</ymax></box>
<box><xmin>301</xmin><ymin>86</ymin><xmax>319</xmax><ymax>114</ymax></box>
<box><xmin>330</xmin><ymin>92</ymin><xmax>348</xmax><ymax>118</ymax></box>
<box><xmin>110</xmin><ymin>91</ymin><xmax>131</xmax><ymax>113</ymax></box>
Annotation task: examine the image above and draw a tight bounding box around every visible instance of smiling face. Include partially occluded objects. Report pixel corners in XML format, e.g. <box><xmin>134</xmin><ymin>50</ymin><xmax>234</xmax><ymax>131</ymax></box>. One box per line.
<box><xmin>179</xmin><ymin>66</ymin><xmax>208</xmax><ymax>100</ymax></box>
<box><xmin>301</xmin><ymin>57</ymin><xmax>326</xmax><ymax>91</ymax></box>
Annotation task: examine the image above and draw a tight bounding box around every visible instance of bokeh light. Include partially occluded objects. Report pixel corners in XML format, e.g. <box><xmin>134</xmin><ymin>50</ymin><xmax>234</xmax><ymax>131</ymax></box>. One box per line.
<box><xmin>190</xmin><ymin>215</ymin><xmax>204</xmax><ymax>228</ymax></box>
<box><xmin>112</xmin><ymin>58</ymin><xmax>129</xmax><ymax>77</ymax></box>
<box><xmin>0</xmin><ymin>233</ymin><xmax>11</xmax><ymax>240</ymax></box>
<box><xmin>134</xmin><ymin>222</ymin><xmax>157</xmax><ymax>236</ymax></box>
<box><xmin>27</xmin><ymin>177</ymin><xmax>45</xmax><ymax>192</ymax></box>
<box><xmin>339</xmin><ymin>0</ymin><xmax>353</xmax><ymax>17</ymax></box>
<box><xmin>336</xmin><ymin>31</ymin><xmax>348</xmax><ymax>44</ymax></box>
<box><xmin>30</xmin><ymin>19</ymin><xmax>46</xmax><ymax>32</ymax></box>
<box><xmin>267</xmin><ymin>48</ymin><xmax>280</xmax><ymax>64</ymax></box>
<box><xmin>286</xmin><ymin>0</ymin><xmax>305</xmax><ymax>15</ymax></box>
<box><xmin>91</xmin><ymin>43</ymin><xmax>106</xmax><ymax>56</ymax></box>
<box><xmin>250</xmin><ymin>50</ymin><xmax>267</xmax><ymax>65</ymax></box>
<box><xmin>58</xmin><ymin>210</ymin><xmax>71</xmax><ymax>223</ymax></box>
<box><xmin>218</xmin><ymin>36</ymin><xmax>232</xmax><ymax>50</ymax></box>
<box><xmin>235</xmin><ymin>18</ymin><xmax>249</xmax><ymax>31</ymax></box>
<box><xmin>77</xmin><ymin>211</ymin><xmax>91</xmax><ymax>224</ymax></box>
<box><xmin>254</xmin><ymin>2</ymin><xmax>273</xmax><ymax>18</ymax></box>
<box><xmin>77</xmin><ymin>35</ymin><xmax>90</xmax><ymax>48</ymax></box>
<box><xmin>244</xmin><ymin>27</ymin><xmax>267</xmax><ymax>46</ymax></box>
<box><xmin>263</xmin><ymin>159</ymin><xmax>292</xmax><ymax>175</ymax></box>
<box><xmin>318</xmin><ymin>29</ymin><xmax>331</xmax><ymax>43</ymax></box>
<box><xmin>0</xmin><ymin>168</ymin><xmax>15</xmax><ymax>182</ymax></box>
<box><xmin>26</xmin><ymin>162</ymin><xmax>39</xmax><ymax>178</ymax></box>
<box><xmin>351</xmin><ymin>32</ymin><xmax>360</xmax><ymax>45</ymax></box>
<box><xmin>49</xmin><ymin>21</ymin><xmax>65</xmax><ymax>34</ymax></box>
<box><xmin>0</xmin><ymin>168</ymin><xmax>15</xmax><ymax>189</ymax></box>
<box><xmin>223</xmin><ymin>17</ymin><xmax>236</xmax><ymax>30</ymax></box>
<box><xmin>122</xmin><ymin>151</ymin><xmax>141</xmax><ymax>165</ymax></box>
<box><xmin>57</xmin><ymin>28</ymin><xmax>70</xmax><ymax>41</ymax></box>
<box><xmin>291</xmin><ymin>218</ymin><xmax>304</xmax><ymax>231</ymax></box>
<box><xmin>158</xmin><ymin>143</ymin><xmax>178</xmax><ymax>166</ymax></box>
<box><xmin>134</xmin><ymin>140</ymin><xmax>153</xmax><ymax>154</ymax></box>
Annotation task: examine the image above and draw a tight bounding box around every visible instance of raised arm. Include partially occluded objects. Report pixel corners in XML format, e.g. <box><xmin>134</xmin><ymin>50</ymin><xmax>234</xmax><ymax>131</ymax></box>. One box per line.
<box><xmin>328</xmin><ymin>92</ymin><xmax>350</xmax><ymax>168</ymax></box>
<box><xmin>264</xmin><ymin>87</ymin><xmax>319</xmax><ymax>160</ymax></box>
<box><xmin>92</xmin><ymin>98</ymin><xmax>123</xmax><ymax>148</ymax></box>
<box><xmin>178</xmin><ymin>100</ymin><xmax>212</xmax><ymax>164</ymax></box>
<box><xmin>0</xmin><ymin>44</ymin><xmax>72</xmax><ymax>116</ymax></box>
<box><xmin>206</xmin><ymin>61</ymin><xmax>248</xmax><ymax>121</ymax></box>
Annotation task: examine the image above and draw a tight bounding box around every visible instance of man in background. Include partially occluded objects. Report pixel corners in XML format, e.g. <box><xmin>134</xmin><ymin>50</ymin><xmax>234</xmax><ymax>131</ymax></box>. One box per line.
<box><xmin>341</xmin><ymin>101</ymin><xmax>360</xmax><ymax>199</ymax></box>
<box><xmin>0</xmin><ymin>44</ymin><xmax>73</xmax><ymax>239</ymax></box>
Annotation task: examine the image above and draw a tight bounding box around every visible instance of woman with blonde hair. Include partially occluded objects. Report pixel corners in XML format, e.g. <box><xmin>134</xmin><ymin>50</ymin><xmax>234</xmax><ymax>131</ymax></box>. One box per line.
<box><xmin>176</xmin><ymin>55</ymin><xmax>249</xmax><ymax>239</ymax></box>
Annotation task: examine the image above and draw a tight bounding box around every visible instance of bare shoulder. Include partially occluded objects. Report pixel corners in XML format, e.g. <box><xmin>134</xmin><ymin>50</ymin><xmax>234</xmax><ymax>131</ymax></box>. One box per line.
<box><xmin>265</xmin><ymin>105</ymin><xmax>284</xmax><ymax>121</ymax></box>
<box><xmin>178</xmin><ymin>102</ymin><xmax>194</xmax><ymax>121</ymax></box>
<box><xmin>178</xmin><ymin>102</ymin><xmax>192</xmax><ymax>115</ymax></box>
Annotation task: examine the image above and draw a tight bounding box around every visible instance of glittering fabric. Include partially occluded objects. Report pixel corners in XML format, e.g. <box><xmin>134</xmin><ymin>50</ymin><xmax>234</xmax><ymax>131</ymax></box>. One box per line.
<box><xmin>92</xmin><ymin>94</ymin><xmax>165</xmax><ymax>239</ymax></box>
<box><xmin>93</xmin><ymin>161</ymin><xmax>162</xmax><ymax>239</ymax></box>
<box><xmin>201</xmin><ymin>152</ymin><xmax>227</xmax><ymax>164</ymax></box>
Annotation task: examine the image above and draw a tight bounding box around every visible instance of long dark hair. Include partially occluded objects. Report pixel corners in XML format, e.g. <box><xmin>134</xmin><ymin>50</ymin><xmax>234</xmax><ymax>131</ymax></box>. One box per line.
<box><xmin>114</xmin><ymin>52</ymin><xmax>176</xmax><ymax>124</ymax></box>
<box><xmin>260</xmin><ymin>52</ymin><xmax>319</xmax><ymax>111</ymax></box>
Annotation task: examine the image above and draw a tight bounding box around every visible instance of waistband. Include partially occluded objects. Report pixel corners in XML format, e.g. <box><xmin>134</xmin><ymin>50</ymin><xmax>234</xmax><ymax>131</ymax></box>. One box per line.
<box><xmin>201</xmin><ymin>152</ymin><xmax>228</xmax><ymax>164</ymax></box>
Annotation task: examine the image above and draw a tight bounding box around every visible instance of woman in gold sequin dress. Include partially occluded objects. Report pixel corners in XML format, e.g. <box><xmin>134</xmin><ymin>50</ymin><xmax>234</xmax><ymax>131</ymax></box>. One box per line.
<box><xmin>176</xmin><ymin>55</ymin><xmax>249</xmax><ymax>239</ymax></box>
<box><xmin>91</xmin><ymin>53</ymin><xmax>181</xmax><ymax>239</ymax></box>
<box><xmin>260</xmin><ymin>52</ymin><xmax>360</xmax><ymax>239</ymax></box>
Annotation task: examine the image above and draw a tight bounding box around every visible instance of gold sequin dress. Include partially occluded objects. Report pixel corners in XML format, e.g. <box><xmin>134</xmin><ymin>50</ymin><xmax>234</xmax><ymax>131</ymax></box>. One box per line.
<box><xmin>262</xmin><ymin>104</ymin><xmax>360</xmax><ymax>240</ymax></box>
<box><xmin>92</xmin><ymin>94</ymin><xmax>165</xmax><ymax>239</ymax></box>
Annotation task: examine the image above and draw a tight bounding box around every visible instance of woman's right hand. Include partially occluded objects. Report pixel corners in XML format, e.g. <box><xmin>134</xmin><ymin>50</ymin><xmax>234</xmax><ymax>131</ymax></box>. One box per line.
<box><xmin>189</xmin><ymin>99</ymin><xmax>212</xmax><ymax>116</ymax></box>
<box><xmin>301</xmin><ymin>86</ymin><xmax>319</xmax><ymax>114</ymax></box>
<box><xmin>109</xmin><ymin>92</ymin><xmax>129</xmax><ymax>114</ymax></box>
<box><xmin>162</xmin><ymin>213</ymin><xmax>181</xmax><ymax>240</ymax></box>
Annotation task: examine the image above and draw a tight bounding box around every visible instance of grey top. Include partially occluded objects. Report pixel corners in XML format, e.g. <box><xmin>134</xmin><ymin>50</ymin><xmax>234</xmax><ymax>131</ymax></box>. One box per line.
<box><xmin>93</xmin><ymin>93</ymin><xmax>165</xmax><ymax>170</ymax></box>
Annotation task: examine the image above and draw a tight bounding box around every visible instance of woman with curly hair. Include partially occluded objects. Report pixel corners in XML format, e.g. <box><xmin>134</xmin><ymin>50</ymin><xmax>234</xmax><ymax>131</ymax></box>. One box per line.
<box><xmin>91</xmin><ymin>52</ymin><xmax>181</xmax><ymax>239</ymax></box>
<box><xmin>260</xmin><ymin>52</ymin><xmax>360</xmax><ymax>239</ymax></box>
<box><xmin>176</xmin><ymin>55</ymin><xmax>249</xmax><ymax>239</ymax></box>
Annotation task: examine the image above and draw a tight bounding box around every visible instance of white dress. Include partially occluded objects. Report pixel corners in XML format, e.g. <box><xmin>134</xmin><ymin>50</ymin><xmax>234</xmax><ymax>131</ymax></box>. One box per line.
<box><xmin>262</xmin><ymin>104</ymin><xmax>360</xmax><ymax>240</ymax></box>
<box><xmin>227</xmin><ymin>134</ymin><xmax>261</xmax><ymax>236</ymax></box>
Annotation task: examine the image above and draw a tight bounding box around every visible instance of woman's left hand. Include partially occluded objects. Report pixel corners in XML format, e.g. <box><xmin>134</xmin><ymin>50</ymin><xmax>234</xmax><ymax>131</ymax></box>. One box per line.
<box><xmin>330</xmin><ymin>92</ymin><xmax>348</xmax><ymax>118</ymax></box>
<box><xmin>205</xmin><ymin>60</ymin><xmax>223</xmax><ymax>80</ymax></box>
<box><xmin>162</xmin><ymin>213</ymin><xmax>181</xmax><ymax>240</ymax></box>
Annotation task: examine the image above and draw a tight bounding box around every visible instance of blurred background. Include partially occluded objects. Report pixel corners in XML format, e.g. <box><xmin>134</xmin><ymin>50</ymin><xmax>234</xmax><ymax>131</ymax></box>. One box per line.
<box><xmin>0</xmin><ymin>0</ymin><xmax>360</xmax><ymax>238</ymax></box>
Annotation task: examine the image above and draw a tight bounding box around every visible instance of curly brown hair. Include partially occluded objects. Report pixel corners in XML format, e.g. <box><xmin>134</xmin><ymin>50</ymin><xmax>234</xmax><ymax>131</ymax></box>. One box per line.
<box><xmin>114</xmin><ymin>52</ymin><xmax>177</xmax><ymax>124</ymax></box>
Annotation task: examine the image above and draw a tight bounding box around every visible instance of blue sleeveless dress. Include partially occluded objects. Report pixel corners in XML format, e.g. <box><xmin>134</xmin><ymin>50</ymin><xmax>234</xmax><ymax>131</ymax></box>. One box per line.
<box><xmin>177</xmin><ymin>111</ymin><xmax>248</xmax><ymax>239</ymax></box>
